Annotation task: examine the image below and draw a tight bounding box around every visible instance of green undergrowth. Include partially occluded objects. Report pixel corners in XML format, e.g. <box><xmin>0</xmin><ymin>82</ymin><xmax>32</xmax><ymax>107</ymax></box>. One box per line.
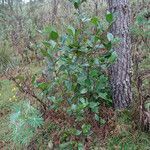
<box><xmin>107</xmin><ymin>110</ymin><xmax>150</xmax><ymax>150</ymax></box>
<box><xmin>25</xmin><ymin>109</ymin><xmax>150</xmax><ymax>150</ymax></box>
<box><xmin>0</xmin><ymin>79</ymin><xmax>19</xmax><ymax>149</ymax></box>
<box><xmin>0</xmin><ymin>73</ymin><xmax>150</xmax><ymax>150</ymax></box>
<box><xmin>107</xmin><ymin>131</ymin><xmax>150</xmax><ymax>150</ymax></box>
<box><xmin>0</xmin><ymin>63</ymin><xmax>43</xmax><ymax>149</ymax></box>
<box><xmin>0</xmin><ymin>80</ymin><xmax>17</xmax><ymax>109</ymax></box>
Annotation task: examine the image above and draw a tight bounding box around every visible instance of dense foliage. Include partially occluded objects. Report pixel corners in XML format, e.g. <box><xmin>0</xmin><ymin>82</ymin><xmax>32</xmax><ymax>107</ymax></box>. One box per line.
<box><xmin>39</xmin><ymin>11</ymin><xmax>116</xmax><ymax>118</ymax></box>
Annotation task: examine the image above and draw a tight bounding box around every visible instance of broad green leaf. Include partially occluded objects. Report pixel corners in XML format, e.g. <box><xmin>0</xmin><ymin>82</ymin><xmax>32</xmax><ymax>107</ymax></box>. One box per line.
<box><xmin>94</xmin><ymin>114</ymin><xmax>100</xmax><ymax>121</ymax></box>
<box><xmin>77</xmin><ymin>74</ymin><xmax>87</xmax><ymax>84</ymax></box>
<box><xmin>107</xmin><ymin>32</ymin><xmax>114</xmax><ymax>41</ymax></box>
<box><xmin>81</xmin><ymin>124</ymin><xmax>91</xmax><ymax>135</ymax></box>
<box><xmin>98</xmin><ymin>92</ymin><xmax>112</xmax><ymax>103</ymax></box>
<box><xmin>67</xmin><ymin>25</ymin><xmax>76</xmax><ymax>36</ymax></box>
<box><xmin>74</xmin><ymin>2</ymin><xmax>79</xmax><ymax>9</ymax></box>
<box><xmin>65</xmin><ymin>80</ymin><xmax>72</xmax><ymax>91</ymax></box>
<box><xmin>104</xmin><ymin>42</ymin><xmax>112</xmax><ymax>50</ymax></box>
<box><xmin>91</xmin><ymin>17</ymin><xmax>99</xmax><ymax>26</ymax></box>
<box><xmin>50</xmin><ymin>40</ymin><xmax>57</xmax><ymax>49</ymax></box>
<box><xmin>108</xmin><ymin>51</ymin><xmax>117</xmax><ymax>63</ymax></box>
<box><xmin>90</xmin><ymin>69</ymin><xmax>98</xmax><ymax>77</ymax></box>
<box><xmin>43</xmin><ymin>26</ymin><xmax>59</xmax><ymax>40</ymax></box>
<box><xmin>48</xmin><ymin>96</ymin><xmax>55</xmax><ymax>102</ymax></box>
<box><xmin>72</xmin><ymin>0</ymin><xmax>80</xmax><ymax>9</ymax></box>
<box><xmin>78</xmin><ymin>143</ymin><xmax>84</xmax><ymax>150</ymax></box>
<box><xmin>85</xmin><ymin>79</ymin><xmax>91</xmax><ymax>87</ymax></box>
<box><xmin>75</xmin><ymin>130</ymin><xmax>82</xmax><ymax>136</ymax></box>
<box><xmin>100</xmin><ymin>118</ymin><xmax>106</xmax><ymax>125</ymax></box>
<box><xmin>71</xmin><ymin>104</ymin><xmax>77</xmax><ymax>110</ymax></box>
<box><xmin>98</xmin><ymin>92</ymin><xmax>108</xmax><ymax>100</ymax></box>
<box><xmin>89</xmin><ymin>102</ymin><xmax>99</xmax><ymax>108</ymax></box>
<box><xmin>37</xmin><ymin>82</ymin><xmax>49</xmax><ymax>90</ymax></box>
<box><xmin>106</xmin><ymin>12</ymin><xmax>113</xmax><ymax>23</ymax></box>
<box><xmin>145</xmin><ymin>102</ymin><xmax>150</xmax><ymax>110</ymax></box>
<box><xmin>89</xmin><ymin>102</ymin><xmax>99</xmax><ymax>113</ymax></box>
<box><xmin>94</xmin><ymin>58</ymin><xmax>100</xmax><ymax>65</ymax></box>
<box><xmin>80</xmin><ymin>88</ymin><xmax>88</xmax><ymax>94</ymax></box>
<box><xmin>50</xmin><ymin>31</ymin><xmax>59</xmax><ymax>40</ymax></box>
<box><xmin>31</xmin><ymin>75</ymin><xmax>36</xmax><ymax>84</ymax></box>
<box><xmin>59</xmin><ymin>141</ymin><xmax>75</xmax><ymax>149</ymax></box>
<box><xmin>79</xmin><ymin>98</ymin><xmax>86</xmax><ymax>103</ymax></box>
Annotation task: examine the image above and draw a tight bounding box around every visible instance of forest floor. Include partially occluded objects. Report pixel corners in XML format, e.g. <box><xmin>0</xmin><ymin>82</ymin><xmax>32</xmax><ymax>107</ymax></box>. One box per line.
<box><xmin>0</xmin><ymin>64</ymin><xmax>150</xmax><ymax>150</ymax></box>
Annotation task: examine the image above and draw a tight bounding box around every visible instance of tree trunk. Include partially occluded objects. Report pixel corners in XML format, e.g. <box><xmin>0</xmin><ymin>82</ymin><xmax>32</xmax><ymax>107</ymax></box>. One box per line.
<box><xmin>51</xmin><ymin>0</ymin><xmax>59</xmax><ymax>25</ymax></box>
<box><xmin>94</xmin><ymin>0</ymin><xmax>98</xmax><ymax>16</ymax></box>
<box><xmin>108</xmin><ymin>0</ymin><xmax>132</xmax><ymax>109</ymax></box>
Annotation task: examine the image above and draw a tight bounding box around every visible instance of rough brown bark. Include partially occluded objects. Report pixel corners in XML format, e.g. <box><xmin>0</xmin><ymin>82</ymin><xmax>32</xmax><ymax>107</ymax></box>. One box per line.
<box><xmin>51</xmin><ymin>0</ymin><xmax>59</xmax><ymax>25</ymax></box>
<box><xmin>108</xmin><ymin>0</ymin><xmax>132</xmax><ymax>109</ymax></box>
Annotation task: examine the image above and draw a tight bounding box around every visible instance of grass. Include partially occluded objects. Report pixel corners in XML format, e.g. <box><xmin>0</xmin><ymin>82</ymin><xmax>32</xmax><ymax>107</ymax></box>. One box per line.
<box><xmin>0</xmin><ymin>63</ymin><xmax>44</xmax><ymax>149</ymax></box>
<box><xmin>0</xmin><ymin>80</ymin><xmax>17</xmax><ymax>109</ymax></box>
<box><xmin>107</xmin><ymin>129</ymin><xmax>150</xmax><ymax>150</ymax></box>
<box><xmin>106</xmin><ymin>110</ymin><xmax>150</xmax><ymax>150</ymax></box>
<box><xmin>0</xmin><ymin>79</ymin><xmax>19</xmax><ymax>149</ymax></box>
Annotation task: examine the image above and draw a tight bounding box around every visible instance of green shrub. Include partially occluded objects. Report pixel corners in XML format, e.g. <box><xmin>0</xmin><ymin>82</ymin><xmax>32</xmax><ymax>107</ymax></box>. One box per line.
<box><xmin>33</xmin><ymin>5</ymin><xmax>117</xmax><ymax>148</ymax></box>
<box><xmin>9</xmin><ymin>2</ymin><xmax>117</xmax><ymax>147</ymax></box>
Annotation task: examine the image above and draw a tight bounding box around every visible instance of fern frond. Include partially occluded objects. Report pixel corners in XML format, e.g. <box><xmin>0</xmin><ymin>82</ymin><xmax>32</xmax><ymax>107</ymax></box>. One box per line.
<box><xmin>9</xmin><ymin>101</ymin><xmax>44</xmax><ymax>145</ymax></box>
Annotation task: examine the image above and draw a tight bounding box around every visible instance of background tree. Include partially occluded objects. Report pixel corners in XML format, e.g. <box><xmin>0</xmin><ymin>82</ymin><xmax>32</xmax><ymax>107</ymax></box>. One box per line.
<box><xmin>108</xmin><ymin>0</ymin><xmax>132</xmax><ymax>109</ymax></box>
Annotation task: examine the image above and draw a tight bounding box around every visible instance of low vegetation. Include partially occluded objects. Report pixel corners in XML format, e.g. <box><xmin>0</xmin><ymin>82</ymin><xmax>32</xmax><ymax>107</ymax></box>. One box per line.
<box><xmin>0</xmin><ymin>0</ymin><xmax>149</xmax><ymax>149</ymax></box>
